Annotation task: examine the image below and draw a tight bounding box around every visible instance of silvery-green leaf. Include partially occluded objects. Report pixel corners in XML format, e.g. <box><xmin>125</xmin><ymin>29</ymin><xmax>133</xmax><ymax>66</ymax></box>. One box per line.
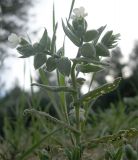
<box><xmin>39</xmin><ymin>29</ymin><xmax>48</xmax><ymax>50</ymax></box>
<box><xmin>67</xmin><ymin>20</ymin><xmax>76</xmax><ymax>35</ymax></box>
<box><xmin>71</xmin><ymin>57</ymin><xmax>109</xmax><ymax>66</ymax></box>
<box><xmin>80</xmin><ymin>43</ymin><xmax>96</xmax><ymax>58</ymax></box>
<box><xmin>57</xmin><ymin>57</ymin><xmax>71</xmax><ymax>76</ymax></box>
<box><xmin>17</xmin><ymin>44</ymin><xmax>35</xmax><ymax>58</ymax></box>
<box><xmin>33</xmin><ymin>43</ymin><xmax>43</xmax><ymax>52</ymax></box>
<box><xmin>101</xmin><ymin>31</ymin><xmax>120</xmax><ymax>49</ymax></box>
<box><xmin>46</xmin><ymin>57</ymin><xmax>57</xmax><ymax>72</ymax></box>
<box><xmin>84</xmin><ymin>30</ymin><xmax>99</xmax><ymax>42</ymax></box>
<box><xmin>96</xmin><ymin>43</ymin><xmax>110</xmax><ymax>57</ymax></box>
<box><xmin>75</xmin><ymin>77</ymin><xmax>121</xmax><ymax>104</ymax></box>
<box><xmin>51</xmin><ymin>23</ymin><xmax>58</xmax><ymax>53</ymax></box>
<box><xmin>56</xmin><ymin>47</ymin><xmax>64</xmax><ymax>56</ymax></box>
<box><xmin>101</xmin><ymin>31</ymin><xmax>113</xmax><ymax>47</ymax></box>
<box><xmin>94</xmin><ymin>25</ymin><xmax>107</xmax><ymax>45</ymax></box>
<box><xmin>34</xmin><ymin>54</ymin><xmax>46</xmax><ymax>70</ymax></box>
<box><xmin>20</xmin><ymin>38</ymin><xmax>29</xmax><ymax>46</ymax></box>
<box><xmin>78</xmin><ymin>64</ymin><xmax>104</xmax><ymax>73</ymax></box>
<box><xmin>62</xmin><ymin>20</ymin><xmax>81</xmax><ymax>47</ymax></box>
<box><xmin>31</xmin><ymin>83</ymin><xmax>76</xmax><ymax>93</ymax></box>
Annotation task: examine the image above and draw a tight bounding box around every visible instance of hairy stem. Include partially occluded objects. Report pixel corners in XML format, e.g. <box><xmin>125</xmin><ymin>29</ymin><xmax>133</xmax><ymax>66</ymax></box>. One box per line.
<box><xmin>71</xmin><ymin>62</ymin><xmax>81</xmax><ymax>144</ymax></box>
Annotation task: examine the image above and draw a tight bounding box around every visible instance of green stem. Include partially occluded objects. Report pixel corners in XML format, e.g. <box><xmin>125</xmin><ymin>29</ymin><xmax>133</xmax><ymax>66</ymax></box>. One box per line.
<box><xmin>88</xmin><ymin>72</ymin><xmax>95</xmax><ymax>92</ymax></box>
<box><xmin>71</xmin><ymin>62</ymin><xmax>80</xmax><ymax>144</ymax></box>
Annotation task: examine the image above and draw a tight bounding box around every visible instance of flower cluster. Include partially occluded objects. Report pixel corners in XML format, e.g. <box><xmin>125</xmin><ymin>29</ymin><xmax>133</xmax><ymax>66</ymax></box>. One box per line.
<box><xmin>71</xmin><ymin>6</ymin><xmax>88</xmax><ymax>20</ymax></box>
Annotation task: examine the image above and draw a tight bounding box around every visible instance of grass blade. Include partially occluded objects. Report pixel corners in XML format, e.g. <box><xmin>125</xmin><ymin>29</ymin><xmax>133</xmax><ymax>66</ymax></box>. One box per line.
<box><xmin>68</xmin><ymin>0</ymin><xmax>76</xmax><ymax>21</ymax></box>
<box><xmin>18</xmin><ymin>128</ymin><xmax>61</xmax><ymax>160</ymax></box>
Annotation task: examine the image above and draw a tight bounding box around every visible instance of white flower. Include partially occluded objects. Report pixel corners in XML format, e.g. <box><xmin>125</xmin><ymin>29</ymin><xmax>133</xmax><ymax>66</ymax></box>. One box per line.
<box><xmin>71</xmin><ymin>7</ymin><xmax>88</xmax><ymax>20</ymax></box>
<box><xmin>8</xmin><ymin>33</ymin><xmax>21</xmax><ymax>48</ymax></box>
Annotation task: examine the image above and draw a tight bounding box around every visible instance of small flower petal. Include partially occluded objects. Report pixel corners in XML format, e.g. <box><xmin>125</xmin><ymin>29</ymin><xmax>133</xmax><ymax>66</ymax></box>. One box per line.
<box><xmin>71</xmin><ymin>6</ymin><xmax>88</xmax><ymax>20</ymax></box>
<box><xmin>79</xmin><ymin>7</ymin><xmax>85</xmax><ymax>14</ymax></box>
<box><xmin>83</xmin><ymin>13</ymin><xmax>88</xmax><ymax>17</ymax></box>
<box><xmin>8</xmin><ymin>33</ymin><xmax>21</xmax><ymax>48</ymax></box>
<box><xmin>73</xmin><ymin>8</ymin><xmax>80</xmax><ymax>15</ymax></box>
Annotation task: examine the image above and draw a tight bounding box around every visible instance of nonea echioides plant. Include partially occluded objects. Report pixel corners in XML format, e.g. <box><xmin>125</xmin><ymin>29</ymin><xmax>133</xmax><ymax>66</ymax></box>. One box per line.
<box><xmin>8</xmin><ymin>0</ymin><xmax>138</xmax><ymax>160</ymax></box>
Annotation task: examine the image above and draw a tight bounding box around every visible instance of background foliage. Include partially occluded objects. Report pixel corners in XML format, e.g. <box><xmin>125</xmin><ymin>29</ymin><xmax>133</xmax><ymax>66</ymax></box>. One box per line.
<box><xmin>0</xmin><ymin>0</ymin><xmax>138</xmax><ymax>159</ymax></box>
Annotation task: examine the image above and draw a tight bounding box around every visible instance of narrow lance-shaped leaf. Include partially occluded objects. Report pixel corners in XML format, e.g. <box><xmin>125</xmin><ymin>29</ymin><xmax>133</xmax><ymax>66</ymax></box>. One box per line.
<box><xmin>71</xmin><ymin>57</ymin><xmax>110</xmax><ymax>66</ymax></box>
<box><xmin>77</xmin><ymin>64</ymin><xmax>104</xmax><ymax>73</ymax></box>
<box><xmin>53</xmin><ymin>3</ymin><xmax>56</xmax><ymax>32</ymax></box>
<box><xmin>67</xmin><ymin>20</ymin><xmax>76</xmax><ymax>35</ymax></box>
<box><xmin>39</xmin><ymin>69</ymin><xmax>63</xmax><ymax>119</ymax></box>
<box><xmin>83</xmin><ymin>128</ymin><xmax>138</xmax><ymax>147</ymax></box>
<box><xmin>94</xmin><ymin>25</ymin><xmax>107</xmax><ymax>45</ymax></box>
<box><xmin>31</xmin><ymin>83</ymin><xmax>76</xmax><ymax>93</ymax></box>
<box><xmin>68</xmin><ymin>0</ymin><xmax>75</xmax><ymax>20</ymax></box>
<box><xmin>51</xmin><ymin>22</ymin><xmax>58</xmax><ymax>53</ymax></box>
<box><xmin>75</xmin><ymin>77</ymin><xmax>121</xmax><ymax>104</ymax></box>
<box><xmin>62</xmin><ymin>20</ymin><xmax>81</xmax><ymax>47</ymax></box>
<box><xmin>39</xmin><ymin>28</ymin><xmax>48</xmax><ymax>49</ymax></box>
